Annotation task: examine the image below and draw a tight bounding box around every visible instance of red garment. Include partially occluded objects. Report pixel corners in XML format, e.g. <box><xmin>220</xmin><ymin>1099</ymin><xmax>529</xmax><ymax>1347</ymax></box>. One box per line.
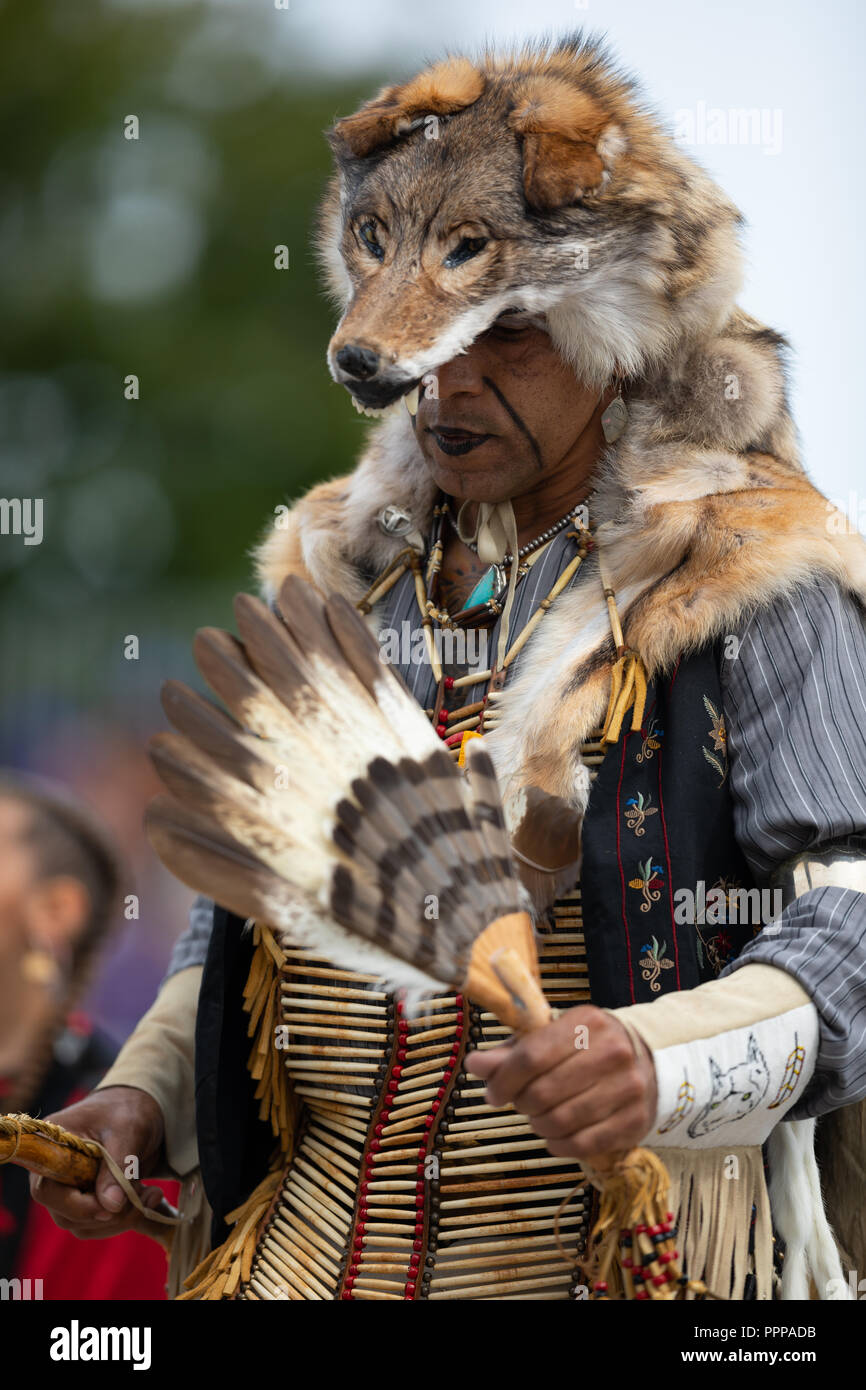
<box><xmin>14</xmin><ymin>1178</ymin><xmax>179</xmax><ymax>1301</ymax></box>
<box><xmin>2</xmin><ymin>1025</ymin><xmax>182</xmax><ymax>1302</ymax></box>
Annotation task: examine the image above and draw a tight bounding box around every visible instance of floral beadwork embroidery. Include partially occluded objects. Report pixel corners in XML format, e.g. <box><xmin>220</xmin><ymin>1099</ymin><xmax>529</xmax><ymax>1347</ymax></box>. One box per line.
<box><xmin>629</xmin><ymin>859</ymin><xmax>665</xmax><ymax>912</ymax></box>
<box><xmin>624</xmin><ymin>791</ymin><xmax>658</xmax><ymax>836</ymax></box>
<box><xmin>702</xmin><ymin>695</ymin><xmax>728</xmax><ymax>786</ymax></box>
<box><xmin>695</xmin><ymin>877</ymin><xmax>741</xmax><ymax>975</ymax></box>
<box><xmin>635</xmin><ymin>715</ymin><xmax>663</xmax><ymax>765</ymax></box>
<box><xmin>639</xmin><ymin>935</ymin><xmax>675</xmax><ymax>991</ymax></box>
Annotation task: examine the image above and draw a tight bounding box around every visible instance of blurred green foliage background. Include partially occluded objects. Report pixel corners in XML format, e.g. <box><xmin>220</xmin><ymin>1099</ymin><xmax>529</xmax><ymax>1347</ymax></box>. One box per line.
<box><xmin>0</xmin><ymin>0</ymin><xmax>383</xmax><ymax>1028</ymax></box>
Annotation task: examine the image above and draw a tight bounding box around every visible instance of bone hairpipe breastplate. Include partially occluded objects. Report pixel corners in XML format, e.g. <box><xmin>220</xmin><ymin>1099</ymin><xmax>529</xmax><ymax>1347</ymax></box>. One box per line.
<box><xmin>241</xmin><ymin>889</ymin><xmax>594</xmax><ymax>1301</ymax></box>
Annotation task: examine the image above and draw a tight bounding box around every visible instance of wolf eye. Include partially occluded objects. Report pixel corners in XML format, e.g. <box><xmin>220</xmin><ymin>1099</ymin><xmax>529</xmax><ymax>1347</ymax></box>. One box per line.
<box><xmin>358</xmin><ymin>220</ymin><xmax>384</xmax><ymax>261</ymax></box>
<box><xmin>741</xmin><ymin>1093</ymin><xmax>751</xmax><ymax>1100</ymax></box>
<box><xmin>443</xmin><ymin>236</ymin><xmax>488</xmax><ymax>268</ymax></box>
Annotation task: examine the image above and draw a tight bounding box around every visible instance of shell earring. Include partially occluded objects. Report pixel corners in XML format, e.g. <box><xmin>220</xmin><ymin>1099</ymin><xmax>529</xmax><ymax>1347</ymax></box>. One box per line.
<box><xmin>601</xmin><ymin>377</ymin><xmax>628</xmax><ymax>444</ymax></box>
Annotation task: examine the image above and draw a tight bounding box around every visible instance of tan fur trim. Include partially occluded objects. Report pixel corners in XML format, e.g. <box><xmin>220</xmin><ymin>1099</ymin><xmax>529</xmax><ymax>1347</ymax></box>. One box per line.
<box><xmin>330</xmin><ymin>57</ymin><xmax>485</xmax><ymax>159</ymax></box>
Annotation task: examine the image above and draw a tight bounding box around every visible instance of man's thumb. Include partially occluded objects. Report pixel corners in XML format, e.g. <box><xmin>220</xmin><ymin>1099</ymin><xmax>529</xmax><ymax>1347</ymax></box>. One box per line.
<box><xmin>94</xmin><ymin>1150</ymin><xmax>130</xmax><ymax>1212</ymax></box>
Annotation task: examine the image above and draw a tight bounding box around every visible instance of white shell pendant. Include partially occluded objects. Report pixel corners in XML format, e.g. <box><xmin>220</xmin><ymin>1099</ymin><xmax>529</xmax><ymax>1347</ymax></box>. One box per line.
<box><xmin>601</xmin><ymin>393</ymin><xmax>628</xmax><ymax>444</ymax></box>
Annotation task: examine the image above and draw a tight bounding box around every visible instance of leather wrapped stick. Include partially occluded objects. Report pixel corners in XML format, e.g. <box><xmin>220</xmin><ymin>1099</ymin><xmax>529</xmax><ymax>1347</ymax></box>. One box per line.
<box><xmin>0</xmin><ymin>1113</ymin><xmax>180</xmax><ymax>1233</ymax></box>
<box><xmin>0</xmin><ymin>1113</ymin><xmax>101</xmax><ymax>1188</ymax></box>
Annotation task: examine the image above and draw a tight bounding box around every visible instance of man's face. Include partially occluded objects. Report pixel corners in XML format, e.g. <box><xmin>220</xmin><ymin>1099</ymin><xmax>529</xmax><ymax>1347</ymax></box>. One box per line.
<box><xmin>414</xmin><ymin>313</ymin><xmax>603</xmax><ymax>504</ymax></box>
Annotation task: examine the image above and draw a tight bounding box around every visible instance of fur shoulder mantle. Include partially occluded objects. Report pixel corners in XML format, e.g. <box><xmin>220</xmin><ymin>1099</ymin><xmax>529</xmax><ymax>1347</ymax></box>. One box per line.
<box><xmin>253</xmin><ymin>307</ymin><xmax>866</xmax><ymax>811</ymax></box>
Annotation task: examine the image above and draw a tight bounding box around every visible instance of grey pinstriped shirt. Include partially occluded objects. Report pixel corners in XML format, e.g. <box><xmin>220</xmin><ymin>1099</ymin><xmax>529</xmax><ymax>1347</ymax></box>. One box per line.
<box><xmin>166</xmin><ymin>532</ymin><xmax>866</xmax><ymax>1120</ymax></box>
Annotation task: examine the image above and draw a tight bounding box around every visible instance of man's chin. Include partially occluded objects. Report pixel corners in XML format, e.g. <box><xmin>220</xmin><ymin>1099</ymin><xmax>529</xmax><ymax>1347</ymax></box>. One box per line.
<box><xmin>421</xmin><ymin>444</ymin><xmax>522</xmax><ymax>504</ymax></box>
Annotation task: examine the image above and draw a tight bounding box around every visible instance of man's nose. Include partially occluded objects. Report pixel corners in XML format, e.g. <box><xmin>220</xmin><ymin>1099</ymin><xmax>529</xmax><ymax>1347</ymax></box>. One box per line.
<box><xmin>434</xmin><ymin>349</ymin><xmax>485</xmax><ymax>400</ymax></box>
<box><xmin>335</xmin><ymin>344</ymin><xmax>380</xmax><ymax>381</ymax></box>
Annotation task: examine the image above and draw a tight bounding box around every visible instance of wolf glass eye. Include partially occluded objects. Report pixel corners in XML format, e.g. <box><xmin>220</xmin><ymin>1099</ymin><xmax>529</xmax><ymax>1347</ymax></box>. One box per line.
<box><xmin>358</xmin><ymin>220</ymin><xmax>384</xmax><ymax>260</ymax></box>
<box><xmin>443</xmin><ymin>236</ymin><xmax>488</xmax><ymax>268</ymax></box>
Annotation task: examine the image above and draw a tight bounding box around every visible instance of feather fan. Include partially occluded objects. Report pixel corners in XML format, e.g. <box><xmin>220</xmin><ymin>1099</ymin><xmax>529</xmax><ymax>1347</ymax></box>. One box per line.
<box><xmin>145</xmin><ymin>574</ymin><xmax>549</xmax><ymax>1030</ymax></box>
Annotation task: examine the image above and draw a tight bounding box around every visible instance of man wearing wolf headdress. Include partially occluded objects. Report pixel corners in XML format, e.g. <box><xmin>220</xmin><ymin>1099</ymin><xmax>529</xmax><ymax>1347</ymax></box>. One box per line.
<box><xmin>34</xmin><ymin>34</ymin><xmax>866</xmax><ymax>1301</ymax></box>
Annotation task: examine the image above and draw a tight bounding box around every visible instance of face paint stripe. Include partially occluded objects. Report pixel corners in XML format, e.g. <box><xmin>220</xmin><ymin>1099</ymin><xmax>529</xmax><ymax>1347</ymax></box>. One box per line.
<box><xmin>481</xmin><ymin>374</ymin><xmax>544</xmax><ymax>471</ymax></box>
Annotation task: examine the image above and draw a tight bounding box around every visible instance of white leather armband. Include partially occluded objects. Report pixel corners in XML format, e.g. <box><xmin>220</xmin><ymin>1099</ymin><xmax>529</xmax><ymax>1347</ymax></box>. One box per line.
<box><xmin>612</xmin><ymin>963</ymin><xmax>819</xmax><ymax>1149</ymax></box>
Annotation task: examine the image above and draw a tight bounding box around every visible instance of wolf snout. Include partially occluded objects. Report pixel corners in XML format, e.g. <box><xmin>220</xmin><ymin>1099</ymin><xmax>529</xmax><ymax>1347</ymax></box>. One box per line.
<box><xmin>335</xmin><ymin>343</ymin><xmax>380</xmax><ymax>381</ymax></box>
<box><xmin>331</xmin><ymin>348</ymin><xmax>420</xmax><ymax>410</ymax></box>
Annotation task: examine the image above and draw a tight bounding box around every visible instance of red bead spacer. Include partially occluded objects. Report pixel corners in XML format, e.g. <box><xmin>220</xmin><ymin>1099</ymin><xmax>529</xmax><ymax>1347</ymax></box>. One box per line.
<box><xmin>344</xmin><ymin>1277</ymin><xmax>355</xmax><ymax>1290</ymax></box>
<box><xmin>622</xmin><ymin>1257</ymin><xmax>634</xmax><ymax>1270</ymax></box>
<box><xmin>635</xmin><ymin>1290</ymin><xmax>650</xmax><ymax>1301</ymax></box>
<box><xmin>416</xmin><ymin>1163</ymin><xmax>425</xmax><ymax>1175</ymax></box>
<box><xmin>396</xmin><ymin>1000</ymin><xmax>404</xmax><ymax>1015</ymax></box>
<box><xmin>444</xmin><ymin>677</ymin><xmax>454</xmax><ymax>689</ymax></box>
<box><xmin>359</xmin><ymin>1182</ymin><xmax>369</xmax><ymax>1194</ymax></box>
<box><xmin>416</xmin><ymin>1181</ymin><xmax>425</xmax><ymax>1193</ymax></box>
<box><xmin>388</xmin><ymin>1080</ymin><xmax>399</xmax><ymax>1093</ymax></box>
<box><xmin>398</xmin><ymin>1020</ymin><xmax>410</xmax><ymax>1034</ymax></box>
<box><xmin>397</xmin><ymin>1049</ymin><xmax>407</xmax><ymax>1062</ymax></box>
<box><xmin>443</xmin><ymin>1069</ymin><xmax>454</xmax><ymax>1082</ymax></box>
<box><xmin>410</xmin><ymin>1253</ymin><xmax>420</xmax><ymax>1266</ymax></box>
<box><xmin>431</xmin><ymin>1100</ymin><xmax>440</xmax><ymax>1113</ymax></box>
<box><xmin>349</xmin><ymin>1264</ymin><xmax>359</xmax><ymax>1277</ymax></box>
<box><xmin>436</xmin><ymin>1087</ymin><xmax>446</xmax><ymax>1100</ymax></box>
<box><xmin>405</xmin><ymin>1282</ymin><xmax>416</xmax><ymax>1296</ymax></box>
<box><xmin>652</xmin><ymin>1274</ymin><xmax>667</xmax><ymax>1287</ymax></box>
<box><xmin>594</xmin><ymin>1281</ymin><xmax>608</xmax><ymax>1293</ymax></box>
<box><xmin>454</xmin><ymin>1026</ymin><xmax>464</xmax><ymax>1039</ymax></box>
<box><xmin>374</xmin><ymin>1124</ymin><xmax>384</xmax><ymax>1136</ymax></box>
<box><xmin>649</xmin><ymin>1224</ymin><xmax>662</xmax><ymax>1237</ymax></box>
<box><xmin>666</xmin><ymin>1212</ymin><xmax>675</xmax><ymax>1223</ymax></box>
<box><xmin>369</xmin><ymin>1140</ymin><xmax>380</xmax><ymax>1152</ymax></box>
<box><xmin>415</xmin><ymin>1196</ymin><xmax>425</xmax><ymax>1208</ymax></box>
<box><xmin>455</xmin><ymin>994</ymin><xmax>464</xmax><ymax>1007</ymax></box>
<box><xmin>413</xmin><ymin>1239</ymin><xmax>423</xmax><ymax>1252</ymax></box>
<box><xmin>414</xmin><ymin>1221</ymin><xmax>425</xmax><ymax>1234</ymax></box>
<box><xmin>355</xmin><ymin>1224</ymin><xmax>366</xmax><ymax>1237</ymax></box>
<box><xmin>634</xmin><ymin>1224</ymin><xmax>647</xmax><ymax>1235</ymax></box>
<box><xmin>658</xmin><ymin>1252</ymin><xmax>671</xmax><ymax>1265</ymax></box>
<box><xmin>391</xmin><ymin>1066</ymin><xmax>403</xmax><ymax>1079</ymax></box>
<box><xmin>341</xmin><ymin>1292</ymin><xmax>353</xmax><ymax>1301</ymax></box>
<box><xmin>417</xmin><ymin>1146</ymin><xmax>426</xmax><ymax>1158</ymax></box>
<box><xmin>424</xmin><ymin>1116</ymin><xmax>434</xmax><ymax>1128</ymax></box>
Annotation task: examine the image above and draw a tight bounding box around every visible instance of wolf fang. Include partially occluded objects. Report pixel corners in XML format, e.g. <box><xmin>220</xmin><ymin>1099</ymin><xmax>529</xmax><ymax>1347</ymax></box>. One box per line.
<box><xmin>49</xmin><ymin>1320</ymin><xmax>152</xmax><ymax>1371</ymax></box>
<box><xmin>687</xmin><ymin>1033</ymin><xmax>770</xmax><ymax>1138</ymax></box>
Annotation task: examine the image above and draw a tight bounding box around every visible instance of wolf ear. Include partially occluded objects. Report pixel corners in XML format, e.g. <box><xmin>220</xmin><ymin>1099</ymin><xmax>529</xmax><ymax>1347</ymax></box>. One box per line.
<box><xmin>330</xmin><ymin>58</ymin><xmax>485</xmax><ymax>159</ymax></box>
<box><xmin>508</xmin><ymin>79</ymin><xmax>627</xmax><ymax>211</ymax></box>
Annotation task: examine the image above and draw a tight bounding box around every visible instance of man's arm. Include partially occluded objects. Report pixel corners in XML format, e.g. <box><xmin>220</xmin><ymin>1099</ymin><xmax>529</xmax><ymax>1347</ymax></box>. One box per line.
<box><xmin>716</xmin><ymin>577</ymin><xmax>866</xmax><ymax>1117</ymax></box>
<box><xmin>30</xmin><ymin>896</ymin><xmax>216</xmax><ymax>1236</ymax></box>
<box><xmin>470</xmin><ymin>578</ymin><xmax>866</xmax><ymax>1155</ymax></box>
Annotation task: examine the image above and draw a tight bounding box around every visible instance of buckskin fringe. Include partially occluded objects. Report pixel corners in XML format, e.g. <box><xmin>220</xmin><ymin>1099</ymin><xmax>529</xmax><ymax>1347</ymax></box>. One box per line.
<box><xmin>176</xmin><ymin>923</ymin><xmax>299</xmax><ymax>1301</ymax></box>
<box><xmin>244</xmin><ymin>922</ymin><xmax>300</xmax><ymax>1153</ymax></box>
<box><xmin>661</xmin><ymin>1145</ymin><xmax>774</xmax><ymax>1300</ymax></box>
<box><xmin>177</xmin><ymin>1167</ymin><xmax>283</xmax><ymax>1301</ymax></box>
